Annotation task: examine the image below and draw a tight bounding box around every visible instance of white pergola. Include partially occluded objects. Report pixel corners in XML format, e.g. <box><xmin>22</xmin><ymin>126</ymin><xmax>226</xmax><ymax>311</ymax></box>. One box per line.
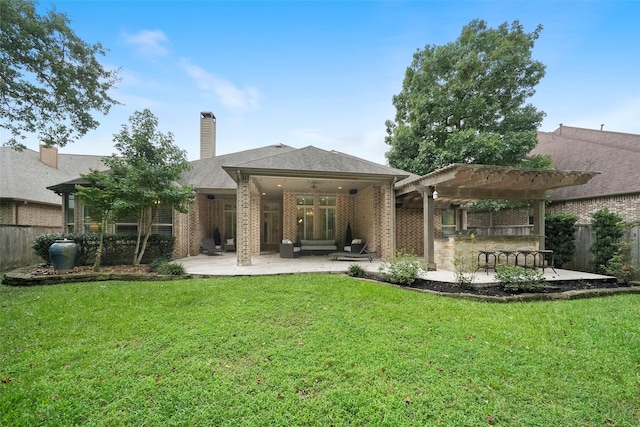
<box><xmin>395</xmin><ymin>164</ymin><xmax>599</xmax><ymax>269</ymax></box>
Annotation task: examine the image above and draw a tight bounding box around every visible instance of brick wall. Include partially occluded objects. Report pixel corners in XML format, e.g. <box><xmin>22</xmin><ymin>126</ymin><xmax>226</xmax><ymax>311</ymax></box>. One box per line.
<box><xmin>547</xmin><ymin>194</ymin><xmax>640</xmax><ymax>224</ymax></box>
<box><xmin>15</xmin><ymin>202</ymin><xmax>62</xmax><ymax>227</ymax></box>
<box><xmin>396</xmin><ymin>208</ymin><xmax>424</xmax><ymax>256</ymax></box>
<box><xmin>356</xmin><ymin>185</ymin><xmax>378</xmax><ymax>254</ymax></box>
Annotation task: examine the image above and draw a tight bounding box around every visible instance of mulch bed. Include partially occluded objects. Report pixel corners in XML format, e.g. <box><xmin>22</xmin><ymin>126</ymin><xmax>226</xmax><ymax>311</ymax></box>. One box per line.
<box><xmin>4</xmin><ymin>265</ymin><xmax>639</xmax><ymax>302</ymax></box>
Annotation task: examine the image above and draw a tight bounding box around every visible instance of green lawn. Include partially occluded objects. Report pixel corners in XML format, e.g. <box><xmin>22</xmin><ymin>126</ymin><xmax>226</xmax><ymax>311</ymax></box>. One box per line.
<box><xmin>1</xmin><ymin>274</ymin><xmax>639</xmax><ymax>426</ymax></box>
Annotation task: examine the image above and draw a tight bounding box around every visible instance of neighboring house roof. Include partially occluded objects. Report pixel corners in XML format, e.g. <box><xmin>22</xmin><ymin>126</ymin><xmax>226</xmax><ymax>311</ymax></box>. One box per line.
<box><xmin>179</xmin><ymin>144</ymin><xmax>297</xmax><ymax>191</ymax></box>
<box><xmin>0</xmin><ymin>146</ymin><xmax>106</xmax><ymax>205</ymax></box>
<box><xmin>532</xmin><ymin>126</ymin><xmax>640</xmax><ymax>200</ymax></box>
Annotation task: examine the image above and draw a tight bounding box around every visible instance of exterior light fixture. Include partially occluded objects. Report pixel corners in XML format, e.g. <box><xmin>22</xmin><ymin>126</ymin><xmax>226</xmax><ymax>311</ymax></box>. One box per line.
<box><xmin>432</xmin><ymin>189</ymin><xmax>438</xmax><ymax>199</ymax></box>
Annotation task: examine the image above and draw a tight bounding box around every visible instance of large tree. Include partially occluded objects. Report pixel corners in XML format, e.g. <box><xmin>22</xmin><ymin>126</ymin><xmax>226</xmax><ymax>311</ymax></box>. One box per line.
<box><xmin>385</xmin><ymin>19</ymin><xmax>546</xmax><ymax>175</ymax></box>
<box><xmin>104</xmin><ymin>109</ymin><xmax>193</xmax><ymax>265</ymax></box>
<box><xmin>0</xmin><ymin>0</ymin><xmax>119</xmax><ymax>149</ymax></box>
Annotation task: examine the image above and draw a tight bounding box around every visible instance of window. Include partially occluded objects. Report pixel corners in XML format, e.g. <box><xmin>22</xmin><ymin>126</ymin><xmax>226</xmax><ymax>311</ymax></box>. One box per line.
<box><xmin>296</xmin><ymin>194</ymin><xmax>336</xmax><ymax>240</ymax></box>
<box><xmin>151</xmin><ymin>205</ymin><xmax>173</xmax><ymax>235</ymax></box>
<box><xmin>83</xmin><ymin>204</ymin><xmax>100</xmax><ymax>233</ymax></box>
<box><xmin>318</xmin><ymin>196</ymin><xmax>336</xmax><ymax>240</ymax></box>
<box><xmin>441</xmin><ymin>209</ymin><xmax>457</xmax><ymax>236</ymax></box>
<box><xmin>262</xmin><ymin>202</ymin><xmax>280</xmax><ymax>245</ymax></box>
<box><xmin>296</xmin><ymin>195</ymin><xmax>314</xmax><ymax>240</ymax></box>
<box><xmin>224</xmin><ymin>201</ymin><xmax>236</xmax><ymax>240</ymax></box>
<box><xmin>65</xmin><ymin>194</ymin><xmax>75</xmax><ymax>233</ymax></box>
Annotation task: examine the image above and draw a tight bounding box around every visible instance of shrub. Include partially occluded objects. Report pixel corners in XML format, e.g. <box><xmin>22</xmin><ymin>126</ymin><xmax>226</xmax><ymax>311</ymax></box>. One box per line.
<box><xmin>149</xmin><ymin>257</ymin><xmax>170</xmax><ymax>273</ymax></box>
<box><xmin>347</xmin><ymin>263</ymin><xmax>366</xmax><ymax>278</ymax></box>
<box><xmin>153</xmin><ymin>261</ymin><xmax>186</xmax><ymax>276</ymax></box>
<box><xmin>590</xmin><ymin>208</ymin><xmax>624</xmax><ymax>274</ymax></box>
<box><xmin>545</xmin><ymin>213</ymin><xmax>577</xmax><ymax>268</ymax></box>
<box><xmin>452</xmin><ymin>235</ymin><xmax>478</xmax><ymax>288</ymax></box>
<box><xmin>495</xmin><ymin>265</ymin><xmax>545</xmax><ymax>292</ymax></box>
<box><xmin>379</xmin><ymin>250</ymin><xmax>424</xmax><ymax>285</ymax></box>
<box><xmin>33</xmin><ymin>233</ymin><xmax>175</xmax><ymax>266</ymax></box>
<box><xmin>604</xmin><ymin>241</ymin><xmax>636</xmax><ymax>283</ymax></box>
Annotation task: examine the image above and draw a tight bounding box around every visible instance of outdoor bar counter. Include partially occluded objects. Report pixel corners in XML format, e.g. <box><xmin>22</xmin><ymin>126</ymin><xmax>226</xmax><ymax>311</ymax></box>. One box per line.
<box><xmin>434</xmin><ymin>234</ymin><xmax>542</xmax><ymax>272</ymax></box>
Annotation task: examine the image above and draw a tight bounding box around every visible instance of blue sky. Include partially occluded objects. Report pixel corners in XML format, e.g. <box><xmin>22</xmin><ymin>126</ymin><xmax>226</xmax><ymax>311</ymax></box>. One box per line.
<box><xmin>28</xmin><ymin>1</ymin><xmax>640</xmax><ymax>164</ymax></box>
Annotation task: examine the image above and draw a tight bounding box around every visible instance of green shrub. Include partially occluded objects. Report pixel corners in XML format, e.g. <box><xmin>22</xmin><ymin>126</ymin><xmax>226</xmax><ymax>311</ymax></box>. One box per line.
<box><xmin>590</xmin><ymin>208</ymin><xmax>624</xmax><ymax>274</ymax></box>
<box><xmin>604</xmin><ymin>241</ymin><xmax>636</xmax><ymax>283</ymax></box>
<box><xmin>149</xmin><ymin>257</ymin><xmax>170</xmax><ymax>273</ymax></box>
<box><xmin>33</xmin><ymin>233</ymin><xmax>175</xmax><ymax>266</ymax></box>
<box><xmin>495</xmin><ymin>265</ymin><xmax>545</xmax><ymax>292</ymax></box>
<box><xmin>155</xmin><ymin>262</ymin><xmax>186</xmax><ymax>276</ymax></box>
<box><xmin>346</xmin><ymin>263</ymin><xmax>366</xmax><ymax>278</ymax></box>
<box><xmin>545</xmin><ymin>213</ymin><xmax>577</xmax><ymax>268</ymax></box>
<box><xmin>379</xmin><ymin>250</ymin><xmax>424</xmax><ymax>285</ymax></box>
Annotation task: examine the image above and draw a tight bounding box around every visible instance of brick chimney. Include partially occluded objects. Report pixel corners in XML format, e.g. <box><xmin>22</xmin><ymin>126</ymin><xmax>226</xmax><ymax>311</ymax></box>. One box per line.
<box><xmin>200</xmin><ymin>112</ymin><xmax>216</xmax><ymax>159</ymax></box>
<box><xmin>39</xmin><ymin>145</ymin><xmax>58</xmax><ymax>169</ymax></box>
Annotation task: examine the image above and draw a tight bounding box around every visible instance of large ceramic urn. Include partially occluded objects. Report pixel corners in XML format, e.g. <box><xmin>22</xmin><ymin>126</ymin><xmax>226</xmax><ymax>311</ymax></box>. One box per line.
<box><xmin>48</xmin><ymin>239</ymin><xmax>78</xmax><ymax>271</ymax></box>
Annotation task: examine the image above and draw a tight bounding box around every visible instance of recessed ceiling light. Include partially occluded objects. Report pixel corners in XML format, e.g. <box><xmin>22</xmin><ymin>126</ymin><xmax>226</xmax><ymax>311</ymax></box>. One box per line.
<box><xmin>277</xmin><ymin>184</ymin><xmax>282</xmax><ymax>187</ymax></box>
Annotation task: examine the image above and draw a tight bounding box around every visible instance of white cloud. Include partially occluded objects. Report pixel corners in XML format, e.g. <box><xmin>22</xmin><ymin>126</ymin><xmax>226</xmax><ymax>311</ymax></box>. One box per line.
<box><xmin>122</xmin><ymin>29</ymin><xmax>169</xmax><ymax>57</ymax></box>
<box><xmin>178</xmin><ymin>58</ymin><xmax>261</xmax><ymax>113</ymax></box>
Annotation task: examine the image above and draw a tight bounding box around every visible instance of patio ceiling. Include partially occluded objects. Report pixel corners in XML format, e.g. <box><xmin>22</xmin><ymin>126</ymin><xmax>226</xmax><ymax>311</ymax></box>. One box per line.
<box><xmin>395</xmin><ymin>164</ymin><xmax>599</xmax><ymax>204</ymax></box>
<box><xmin>253</xmin><ymin>176</ymin><xmax>382</xmax><ymax>198</ymax></box>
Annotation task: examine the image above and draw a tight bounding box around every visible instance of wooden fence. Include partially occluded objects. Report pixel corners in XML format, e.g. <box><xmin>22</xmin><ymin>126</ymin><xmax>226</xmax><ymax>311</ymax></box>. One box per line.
<box><xmin>0</xmin><ymin>225</ymin><xmax>62</xmax><ymax>271</ymax></box>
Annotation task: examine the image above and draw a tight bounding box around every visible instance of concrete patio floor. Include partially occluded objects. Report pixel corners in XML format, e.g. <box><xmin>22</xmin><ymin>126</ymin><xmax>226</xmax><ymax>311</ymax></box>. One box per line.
<box><xmin>175</xmin><ymin>253</ymin><xmax>614</xmax><ymax>284</ymax></box>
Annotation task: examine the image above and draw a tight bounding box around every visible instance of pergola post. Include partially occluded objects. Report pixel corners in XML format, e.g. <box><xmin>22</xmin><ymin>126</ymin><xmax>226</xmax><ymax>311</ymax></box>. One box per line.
<box><xmin>420</xmin><ymin>186</ymin><xmax>436</xmax><ymax>270</ymax></box>
<box><xmin>533</xmin><ymin>199</ymin><xmax>546</xmax><ymax>250</ymax></box>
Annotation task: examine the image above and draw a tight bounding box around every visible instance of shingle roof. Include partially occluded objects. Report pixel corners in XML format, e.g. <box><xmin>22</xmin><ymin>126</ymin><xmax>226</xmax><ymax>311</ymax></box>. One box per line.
<box><xmin>223</xmin><ymin>145</ymin><xmax>411</xmax><ymax>181</ymax></box>
<box><xmin>0</xmin><ymin>147</ymin><xmax>106</xmax><ymax>205</ymax></box>
<box><xmin>179</xmin><ymin>144</ymin><xmax>297</xmax><ymax>190</ymax></box>
<box><xmin>532</xmin><ymin>126</ymin><xmax>640</xmax><ymax>200</ymax></box>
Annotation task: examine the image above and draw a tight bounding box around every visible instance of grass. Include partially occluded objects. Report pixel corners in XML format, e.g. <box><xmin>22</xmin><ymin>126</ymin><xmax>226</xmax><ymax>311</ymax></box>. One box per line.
<box><xmin>1</xmin><ymin>274</ymin><xmax>639</xmax><ymax>426</ymax></box>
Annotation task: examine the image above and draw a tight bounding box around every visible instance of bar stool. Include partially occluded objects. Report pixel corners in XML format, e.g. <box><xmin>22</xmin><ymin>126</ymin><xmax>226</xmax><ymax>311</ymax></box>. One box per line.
<box><xmin>497</xmin><ymin>250</ymin><xmax>517</xmax><ymax>267</ymax></box>
<box><xmin>516</xmin><ymin>249</ymin><xmax>538</xmax><ymax>269</ymax></box>
<box><xmin>536</xmin><ymin>249</ymin><xmax>557</xmax><ymax>274</ymax></box>
<box><xmin>477</xmin><ymin>250</ymin><xmax>497</xmax><ymax>274</ymax></box>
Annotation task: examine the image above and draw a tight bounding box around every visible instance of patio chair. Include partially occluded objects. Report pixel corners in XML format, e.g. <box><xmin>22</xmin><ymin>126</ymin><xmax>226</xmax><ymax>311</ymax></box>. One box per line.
<box><xmin>223</xmin><ymin>237</ymin><xmax>236</xmax><ymax>252</ymax></box>
<box><xmin>201</xmin><ymin>238</ymin><xmax>223</xmax><ymax>256</ymax></box>
<box><xmin>329</xmin><ymin>242</ymin><xmax>372</xmax><ymax>262</ymax></box>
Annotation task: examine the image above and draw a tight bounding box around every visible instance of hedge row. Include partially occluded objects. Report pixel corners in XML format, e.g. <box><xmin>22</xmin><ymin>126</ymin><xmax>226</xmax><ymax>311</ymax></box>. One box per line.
<box><xmin>33</xmin><ymin>233</ymin><xmax>175</xmax><ymax>266</ymax></box>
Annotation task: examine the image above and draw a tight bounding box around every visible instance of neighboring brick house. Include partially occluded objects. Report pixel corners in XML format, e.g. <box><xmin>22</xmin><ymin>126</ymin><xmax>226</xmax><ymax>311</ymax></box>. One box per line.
<box><xmin>0</xmin><ymin>145</ymin><xmax>105</xmax><ymax>227</ymax></box>
<box><xmin>532</xmin><ymin>125</ymin><xmax>640</xmax><ymax>224</ymax></box>
<box><xmin>0</xmin><ymin>145</ymin><xmax>106</xmax><ymax>270</ymax></box>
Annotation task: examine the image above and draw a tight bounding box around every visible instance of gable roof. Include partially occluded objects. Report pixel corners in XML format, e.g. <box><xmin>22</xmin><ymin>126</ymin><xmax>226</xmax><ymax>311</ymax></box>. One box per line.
<box><xmin>223</xmin><ymin>145</ymin><xmax>410</xmax><ymax>181</ymax></box>
<box><xmin>0</xmin><ymin>146</ymin><xmax>106</xmax><ymax>205</ymax></box>
<box><xmin>180</xmin><ymin>144</ymin><xmax>297</xmax><ymax>191</ymax></box>
<box><xmin>532</xmin><ymin>126</ymin><xmax>640</xmax><ymax>200</ymax></box>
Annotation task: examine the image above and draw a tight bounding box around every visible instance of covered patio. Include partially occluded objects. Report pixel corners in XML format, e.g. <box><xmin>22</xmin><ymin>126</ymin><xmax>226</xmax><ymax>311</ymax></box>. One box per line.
<box><xmin>395</xmin><ymin>164</ymin><xmax>599</xmax><ymax>270</ymax></box>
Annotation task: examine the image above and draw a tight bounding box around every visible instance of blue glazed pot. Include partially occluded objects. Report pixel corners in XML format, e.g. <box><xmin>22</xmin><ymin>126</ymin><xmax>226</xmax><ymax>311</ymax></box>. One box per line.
<box><xmin>49</xmin><ymin>239</ymin><xmax>78</xmax><ymax>270</ymax></box>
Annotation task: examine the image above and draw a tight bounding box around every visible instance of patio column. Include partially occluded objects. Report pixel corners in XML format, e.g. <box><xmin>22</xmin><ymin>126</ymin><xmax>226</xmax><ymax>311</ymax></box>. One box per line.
<box><xmin>533</xmin><ymin>199</ymin><xmax>546</xmax><ymax>250</ymax></box>
<box><xmin>419</xmin><ymin>186</ymin><xmax>437</xmax><ymax>270</ymax></box>
<box><xmin>236</xmin><ymin>172</ymin><xmax>252</xmax><ymax>266</ymax></box>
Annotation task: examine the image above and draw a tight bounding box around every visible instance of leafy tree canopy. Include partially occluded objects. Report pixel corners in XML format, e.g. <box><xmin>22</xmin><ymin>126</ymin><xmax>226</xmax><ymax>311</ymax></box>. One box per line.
<box><xmin>103</xmin><ymin>109</ymin><xmax>193</xmax><ymax>265</ymax></box>
<box><xmin>385</xmin><ymin>19</ymin><xmax>547</xmax><ymax>175</ymax></box>
<box><xmin>1</xmin><ymin>0</ymin><xmax>120</xmax><ymax>150</ymax></box>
